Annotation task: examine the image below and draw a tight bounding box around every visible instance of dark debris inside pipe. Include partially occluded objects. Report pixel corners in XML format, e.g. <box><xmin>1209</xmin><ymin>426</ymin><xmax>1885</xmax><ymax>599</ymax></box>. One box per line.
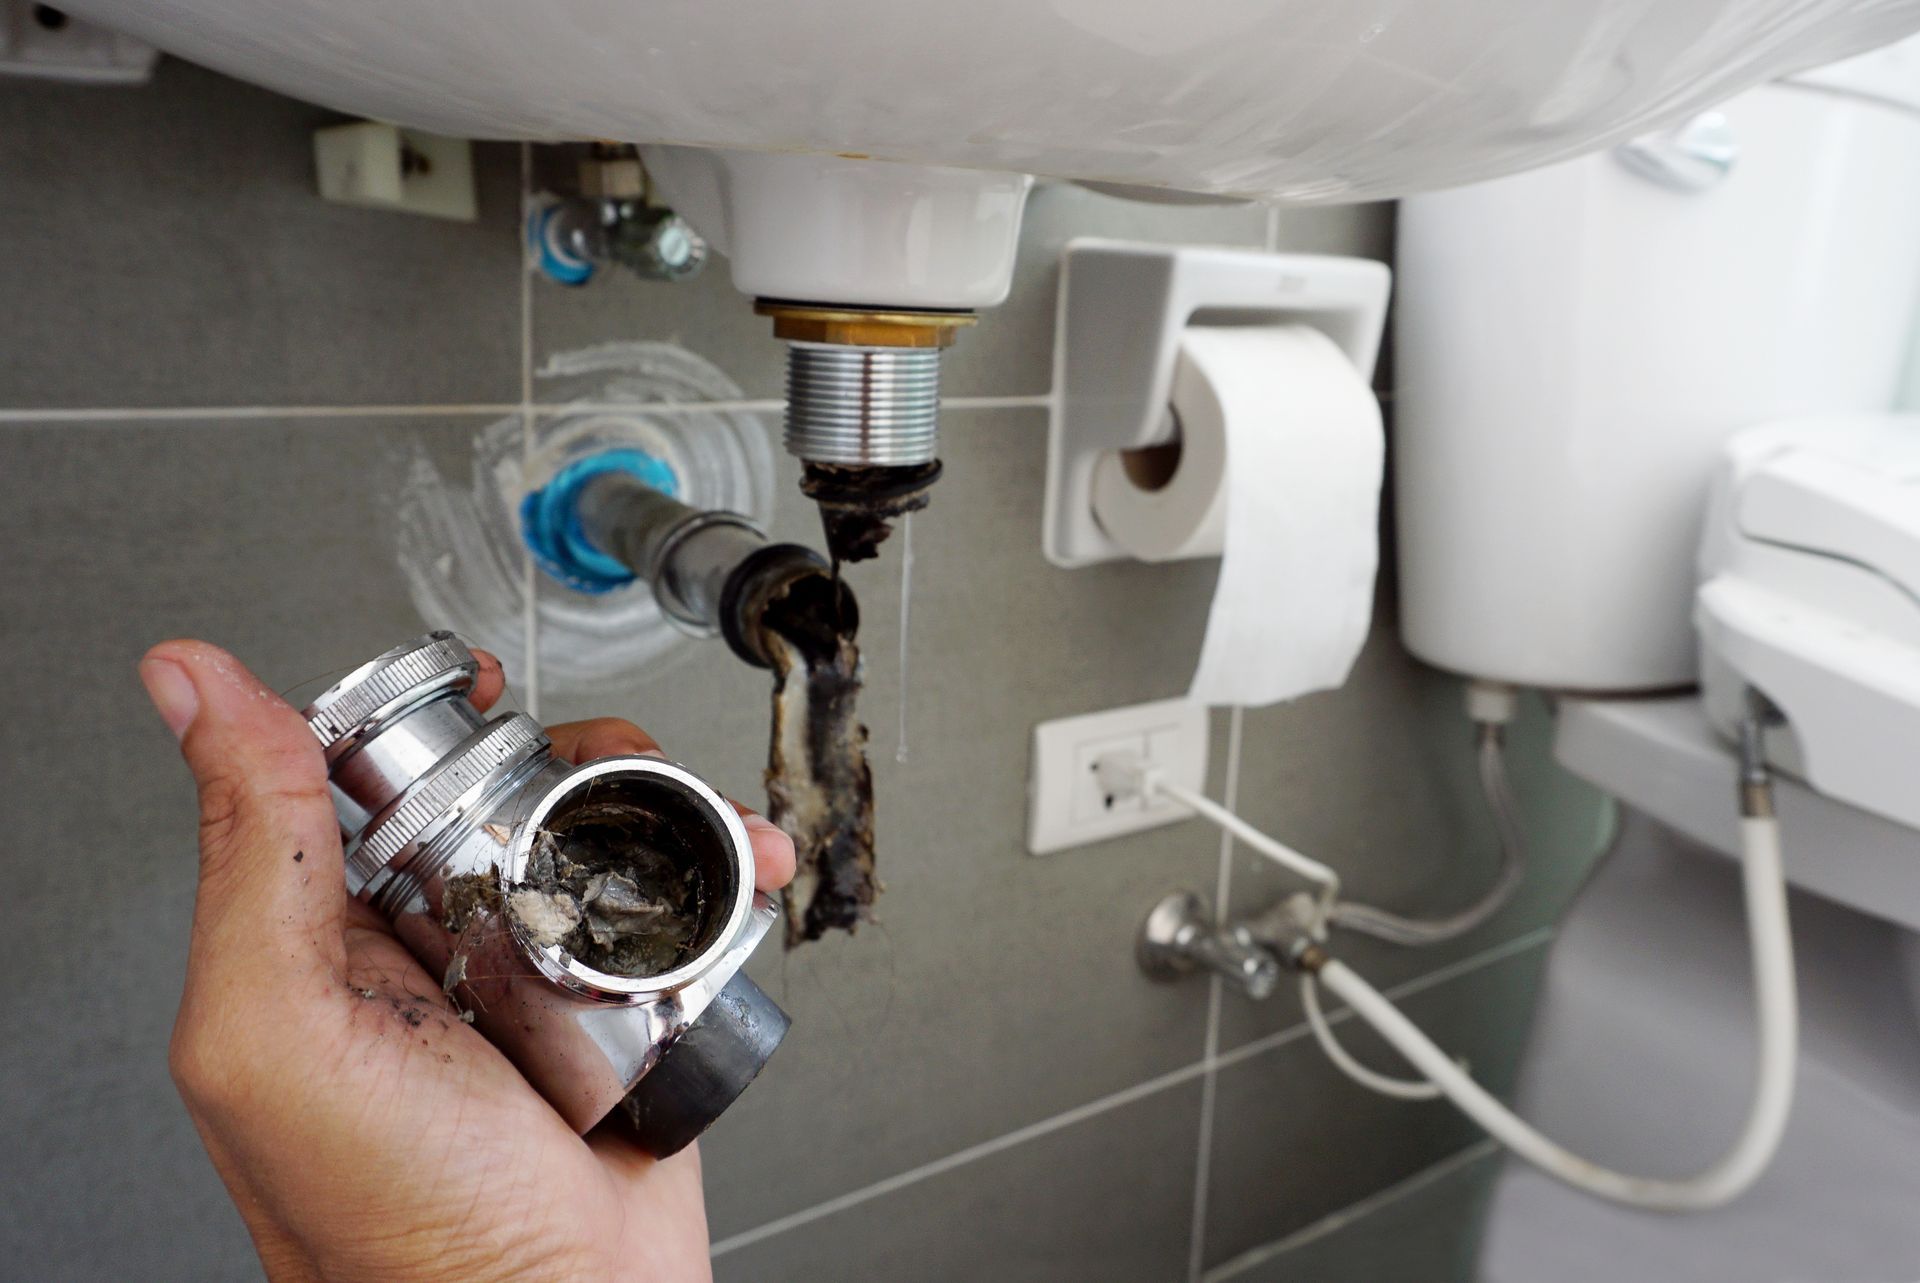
<box><xmin>799</xmin><ymin>460</ymin><xmax>941</xmax><ymax>564</ymax></box>
<box><xmin>756</xmin><ymin>568</ymin><xmax>880</xmax><ymax>945</ymax></box>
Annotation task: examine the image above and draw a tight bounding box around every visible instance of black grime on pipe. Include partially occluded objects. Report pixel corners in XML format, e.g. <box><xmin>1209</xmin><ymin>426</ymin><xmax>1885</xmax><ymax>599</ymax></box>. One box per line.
<box><xmin>800</xmin><ymin>460</ymin><xmax>941</xmax><ymax>564</ymax></box>
<box><xmin>753</xmin><ymin>568</ymin><xmax>879</xmax><ymax>945</ymax></box>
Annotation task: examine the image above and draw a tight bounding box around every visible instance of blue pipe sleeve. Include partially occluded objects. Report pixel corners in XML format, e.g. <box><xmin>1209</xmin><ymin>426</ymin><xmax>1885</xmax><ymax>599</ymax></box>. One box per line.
<box><xmin>519</xmin><ymin>448</ymin><xmax>680</xmax><ymax>594</ymax></box>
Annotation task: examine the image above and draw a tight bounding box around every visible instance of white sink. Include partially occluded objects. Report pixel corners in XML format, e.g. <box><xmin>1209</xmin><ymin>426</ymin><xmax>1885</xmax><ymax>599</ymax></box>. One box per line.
<box><xmin>62</xmin><ymin>0</ymin><xmax>1920</xmax><ymax>305</ymax></box>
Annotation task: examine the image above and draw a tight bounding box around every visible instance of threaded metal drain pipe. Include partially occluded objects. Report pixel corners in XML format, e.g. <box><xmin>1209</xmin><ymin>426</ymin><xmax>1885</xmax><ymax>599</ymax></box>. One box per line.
<box><xmin>756</xmin><ymin>301</ymin><xmax>975</xmax><ymax>562</ymax></box>
<box><xmin>784</xmin><ymin>343</ymin><xmax>942</xmax><ymax>466</ymax></box>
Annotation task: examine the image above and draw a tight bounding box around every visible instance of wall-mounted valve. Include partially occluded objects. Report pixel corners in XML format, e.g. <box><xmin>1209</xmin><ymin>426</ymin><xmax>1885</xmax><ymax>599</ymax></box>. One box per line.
<box><xmin>530</xmin><ymin>195</ymin><xmax>708</xmax><ymax>285</ymax></box>
<box><xmin>1137</xmin><ymin>891</ymin><xmax>1281</xmax><ymax>1000</ymax></box>
<box><xmin>305</xmin><ymin>631</ymin><xmax>787</xmax><ymax>1154</ymax></box>
<box><xmin>528</xmin><ymin>146</ymin><xmax>707</xmax><ymax>286</ymax></box>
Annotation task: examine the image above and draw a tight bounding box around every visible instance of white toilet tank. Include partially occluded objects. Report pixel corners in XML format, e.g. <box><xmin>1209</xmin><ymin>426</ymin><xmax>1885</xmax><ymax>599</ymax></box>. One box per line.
<box><xmin>1393</xmin><ymin>36</ymin><xmax>1920</xmax><ymax>692</ymax></box>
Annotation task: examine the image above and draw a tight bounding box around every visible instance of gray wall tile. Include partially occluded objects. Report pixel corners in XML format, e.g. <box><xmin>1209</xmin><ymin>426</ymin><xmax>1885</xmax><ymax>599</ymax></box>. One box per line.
<box><xmin>1202</xmin><ymin>942</ymin><xmax>1548</xmax><ymax>1271</ymax></box>
<box><xmin>712</xmin><ymin>1079</ymin><xmax>1204</xmax><ymax>1283</ymax></box>
<box><xmin>1270</xmin><ymin>203</ymin><xmax>1397</xmax><ymax>264</ymax></box>
<box><xmin>0</xmin><ymin>414</ymin><xmax>486</xmax><ymax>1280</ymax></box>
<box><xmin>942</xmin><ymin>182</ymin><xmax>1277</xmax><ymax>398</ymax></box>
<box><xmin>1213</xmin><ymin>1147</ymin><xmax>1499</xmax><ymax>1283</ymax></box>
<box><xmin>0</xmin><ymin>61</ymin><xmax>522</xmax><ymax>409</ymax></box>
<box><xmin>531</xmin><ymin>269</ymin><xmax>789</xmax><ymax>403</ymax></box>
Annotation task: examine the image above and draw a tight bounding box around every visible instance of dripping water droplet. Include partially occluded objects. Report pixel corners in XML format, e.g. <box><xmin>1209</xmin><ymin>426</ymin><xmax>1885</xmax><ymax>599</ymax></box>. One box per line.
<box><xmin>895</xmin><ymin>511</ymin><xmax>914</xmax><ymax>764</ymax></box>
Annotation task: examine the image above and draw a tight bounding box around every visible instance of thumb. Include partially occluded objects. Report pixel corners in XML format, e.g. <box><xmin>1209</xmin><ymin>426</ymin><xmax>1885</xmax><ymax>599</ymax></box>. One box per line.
<box><xmin>141</xmin><ymin>640</ymin><xmax>347</xmax><ymax>978</ymax></box>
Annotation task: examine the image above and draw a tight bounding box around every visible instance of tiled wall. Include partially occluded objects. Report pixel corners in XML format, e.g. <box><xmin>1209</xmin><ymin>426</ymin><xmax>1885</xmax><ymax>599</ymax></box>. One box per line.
<box><xmin>0</xmin><ymin>60</ymin><xmax>1611</xmax><ymax>1281</ymax></box>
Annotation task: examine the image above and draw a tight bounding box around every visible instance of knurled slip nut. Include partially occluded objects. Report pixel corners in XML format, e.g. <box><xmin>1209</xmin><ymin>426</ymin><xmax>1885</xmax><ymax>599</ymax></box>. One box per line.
<box><xmin>306</xmin><ymin>634</ymin><xmax>476</xmax><ymax>752</ymax></box>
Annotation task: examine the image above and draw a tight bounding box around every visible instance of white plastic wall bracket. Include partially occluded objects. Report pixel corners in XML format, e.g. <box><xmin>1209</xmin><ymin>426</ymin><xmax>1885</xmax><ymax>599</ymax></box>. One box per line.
<box><xmin>0</xmin><ymin>0</ymin><xmax>155</xmax><ymax>84</ymax></box>
<box><xmin>1043</xmin><ymin>238</ymin><xmax>1390</xmax><ymax>568</ymax></box>
<box><xmin>314</xmin><ymin>121</ymin><xmax>477</xmax><ymax>222</ymax></box>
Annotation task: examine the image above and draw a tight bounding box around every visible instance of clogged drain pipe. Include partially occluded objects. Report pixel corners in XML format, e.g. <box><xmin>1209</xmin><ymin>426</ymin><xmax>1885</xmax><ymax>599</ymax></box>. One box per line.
<box><xmin>522</xmin><ymin>454</ymin><xmax>882</xmax><ymax>943</ymax></box>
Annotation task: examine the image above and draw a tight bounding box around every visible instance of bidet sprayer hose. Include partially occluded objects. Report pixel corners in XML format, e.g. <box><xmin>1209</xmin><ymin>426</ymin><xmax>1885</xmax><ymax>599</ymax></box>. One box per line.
<box><xmin>1301</xmin><ymin>695</ymin><xmax>1797</xmax><ymax>1212</ymax></box>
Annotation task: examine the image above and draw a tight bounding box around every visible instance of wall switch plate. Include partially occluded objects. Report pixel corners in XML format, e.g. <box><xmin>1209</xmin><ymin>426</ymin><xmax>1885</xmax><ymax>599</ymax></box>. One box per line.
<box><xmin>1027</xmin><ymin>698</ymin><xmax>1208</xmax><ymax>855</ymax></box>
<box><xmin>314</xmin><ymin>121</ymin><xmax>477</xmax><ymax>221</ymax></box>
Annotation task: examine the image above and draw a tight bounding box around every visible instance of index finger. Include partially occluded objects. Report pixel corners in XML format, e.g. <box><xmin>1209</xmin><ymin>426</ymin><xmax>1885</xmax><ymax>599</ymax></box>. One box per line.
<box><xmin>468</xmin><ymin>649</ymin><xmax>506</xmax><ymax>713</ymax></box>
<box><xmin>545</xmin><ymin>717</ymin><xmax>664</xmax><ymax>764</ymax></box>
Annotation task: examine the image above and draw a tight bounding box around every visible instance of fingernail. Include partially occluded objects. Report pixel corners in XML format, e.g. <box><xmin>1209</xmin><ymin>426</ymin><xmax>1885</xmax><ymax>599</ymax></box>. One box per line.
<box><xmin>139</xmin><ymin>658</ymin><xmax>199</xmax><ymax>740</ymax></box>
<box><xmin>743</xmin><ymin>813</ymin><xmax>781</xmax><ymax>833</ymax></box>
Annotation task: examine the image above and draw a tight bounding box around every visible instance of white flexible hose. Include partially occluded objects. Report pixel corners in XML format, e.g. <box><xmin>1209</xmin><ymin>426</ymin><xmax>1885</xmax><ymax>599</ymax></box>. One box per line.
<box><xmin>1315</xmin><ymin>815</ymin><xmax>1797</xmax><ymax>1211</ymax></box>
<box><xmin>1151</xmin><ymin>776</ymin><xmax>1342</xmax><ymax>899</ymax></box>
<box><xmin>1301</xmin><ymin>973</ymin><xmax>1442</xmax><ymax>1100</ymax></box>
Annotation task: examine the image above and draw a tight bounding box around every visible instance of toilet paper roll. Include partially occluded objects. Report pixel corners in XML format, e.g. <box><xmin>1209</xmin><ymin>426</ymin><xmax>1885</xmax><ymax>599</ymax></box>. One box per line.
<box><xmin>1091</xmin><ymin>324</ymin><xmax>1384</xmax><ymax>707</ymax></box>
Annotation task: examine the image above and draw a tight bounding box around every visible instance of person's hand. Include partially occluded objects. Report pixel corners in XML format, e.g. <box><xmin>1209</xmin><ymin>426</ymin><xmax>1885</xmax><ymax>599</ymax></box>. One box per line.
<box><xmin>139</xmin><ymin>639</ymin><xmax>794</xmax><ymax>1283</ymax></box>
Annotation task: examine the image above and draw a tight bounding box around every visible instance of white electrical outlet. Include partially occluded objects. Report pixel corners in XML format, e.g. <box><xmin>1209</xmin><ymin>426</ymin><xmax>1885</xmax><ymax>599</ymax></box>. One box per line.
<box><xmin>1027</xmin><ymin>698</ymin><xmax>1208</xmax><ymax>855</ymax></box>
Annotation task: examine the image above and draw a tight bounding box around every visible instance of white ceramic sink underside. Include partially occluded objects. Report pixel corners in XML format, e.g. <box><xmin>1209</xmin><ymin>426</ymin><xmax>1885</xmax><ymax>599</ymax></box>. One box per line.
<box><xmin>59</xmin><ymin>0</ymin><xmax>1920</xmax><ymax>201</ymax></box>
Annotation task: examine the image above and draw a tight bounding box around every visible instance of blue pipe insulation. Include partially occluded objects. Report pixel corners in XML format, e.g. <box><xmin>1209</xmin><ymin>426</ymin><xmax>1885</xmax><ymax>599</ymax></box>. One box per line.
<box><xmin>527</xmin><ymin>200</ymin><xmax>596</xmax><ymax>286</ymax></box>
<box><xmin>519</xmin><ymin>449</ymin><xmax>680</xmax><ymax>594</ymax></box>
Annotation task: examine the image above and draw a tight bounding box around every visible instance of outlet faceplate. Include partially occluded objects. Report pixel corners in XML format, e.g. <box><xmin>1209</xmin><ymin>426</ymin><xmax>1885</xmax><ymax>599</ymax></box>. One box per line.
<box><xmin>1027</xmin><ymin>698</ymin><xmax>1208</xmax><ymax>855</ymax></box>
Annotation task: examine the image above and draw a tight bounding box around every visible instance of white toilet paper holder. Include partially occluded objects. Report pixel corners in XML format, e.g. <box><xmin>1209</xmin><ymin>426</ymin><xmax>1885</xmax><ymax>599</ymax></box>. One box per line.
<box><xmin>1043</xmin><ymin>239</ymin><xmax>1391</xmax><ymax>567</ymax></box>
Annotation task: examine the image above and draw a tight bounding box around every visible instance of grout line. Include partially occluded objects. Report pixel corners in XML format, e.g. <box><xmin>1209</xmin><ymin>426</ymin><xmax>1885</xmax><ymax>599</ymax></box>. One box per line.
<box><xmin>709</xmin><ymin>1057</ymin><xmax>1215</xmax><ymax>1259</ymax></box>
<box><xmin>521</xmin><ymin>549</ymin><xmax>539</xmax><ymax>721</ymax></box>
<box><xmin>0</xmin><ymin>404</ymin><xmax>521</xmax><ymax>423</ymax></box>
<box><xmin>1264</xmin><ymin>204</ymin><xmax>1282</xmax><ymax>252</ymax></box>
<box><xmin>517</xmin><ymin>142</ymin><xmax>541</xmax><ymax>722</ymax></box>
<box><xmin>940</xmin><ymin>393</ymin><xmax>1056</xmax><ymax>411</ymax></box>
<box><xmin>1201</xmin><ymin>1137</ymin><xmax>1501</xmax><ymax>1283</ymax></box>
<box><xmin>0</xmin><ymin>395</ymin><xmax>1055</xmax><ymax>425</ymax></box>
<box><xmin>1186</xmin><ymin>704</ymin><xmax>1245</xmax><ymax>1282</ymax></box>
<box><xmin>519</xmin><ymin>144</ymin><xmax>534</xmax><ymax>409</ymax></box>
<box><xmin>527</xmin><ymin>398</ymin><xmax>785</xmax><ymax>416</ymax></box>
<box><xmin>710</xmin><ymin>926</ymin><xmax>1550</xmax><ymax>1263</ymax></box>
<box><xmin>1187</xmin><ymin>993</ymin><xmax>1223</xmax><ymax>1283</ymax></box>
